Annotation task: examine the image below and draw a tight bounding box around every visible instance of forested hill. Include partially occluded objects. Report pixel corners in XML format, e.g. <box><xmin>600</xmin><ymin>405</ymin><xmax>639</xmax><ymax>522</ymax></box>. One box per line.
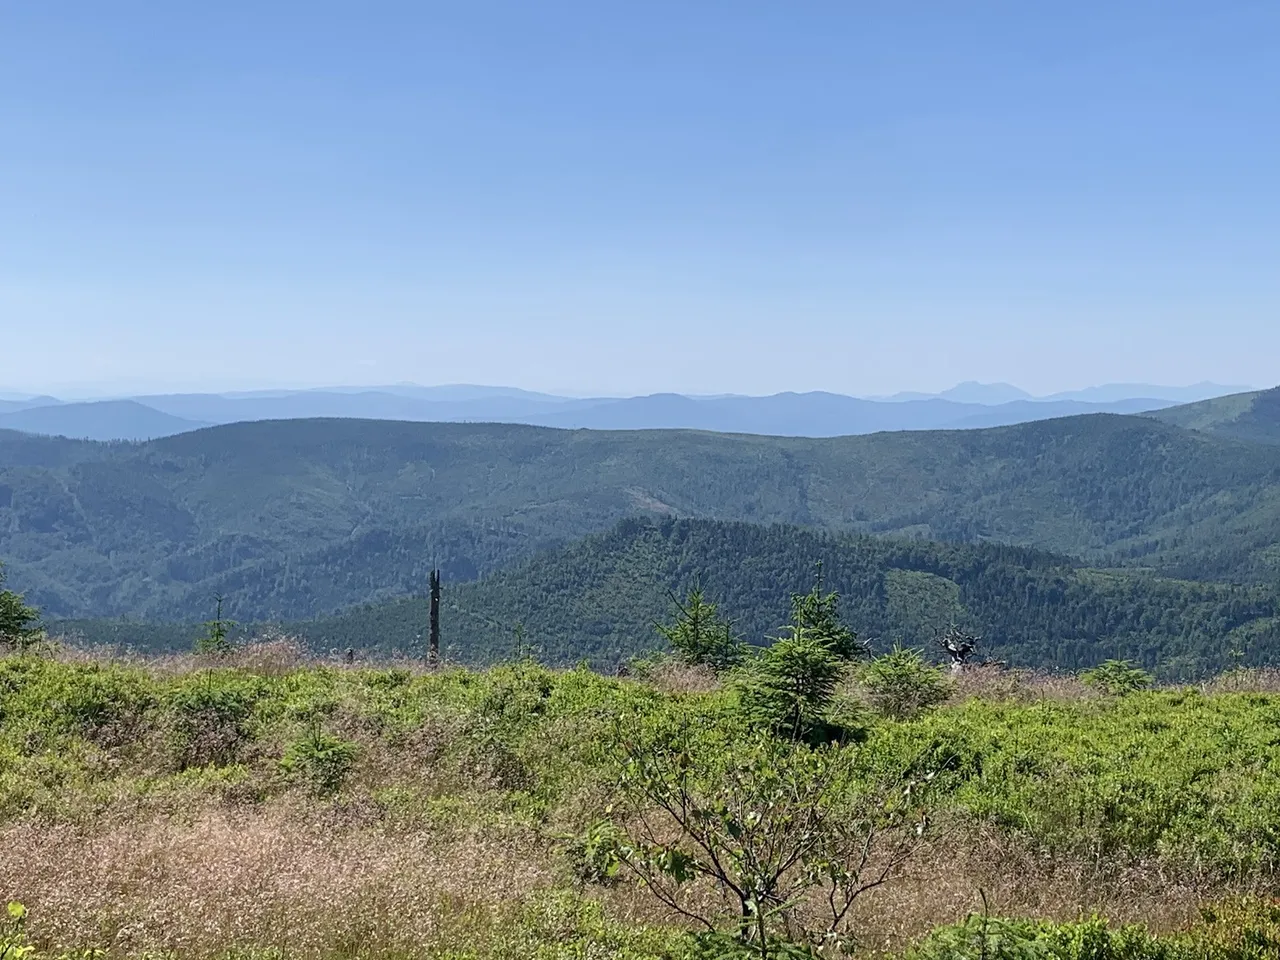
<box><xmin>5</xmin><ymin>413</ymin><xmax>1280</xmax><ymax>620</ymax></box>
<box><xmin>106</xmin><ymin>518</ymin><xmax>1278</xmax><ymax>678</ymax></box>
<box><xmin>1150</xmin><ymin>386</ymin><xmax>1280</xmax><ymax>444</ymax></box>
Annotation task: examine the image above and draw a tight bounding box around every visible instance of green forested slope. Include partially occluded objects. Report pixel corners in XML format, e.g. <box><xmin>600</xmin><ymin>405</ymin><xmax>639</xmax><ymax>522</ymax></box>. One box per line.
<box><xmin>266</xmin><ymin>519</ymin><xmax>1280</xmax><ymax>677</ymax></box>
<box><xmin>1150</xmin><ymin>386</ymin><xmax>1280</xmax><ymax>444</ymax></box>
<box><xmin>6</xmin><ymin>413</ymin><xmax>1280</xmax><ymax>620</ymax></box>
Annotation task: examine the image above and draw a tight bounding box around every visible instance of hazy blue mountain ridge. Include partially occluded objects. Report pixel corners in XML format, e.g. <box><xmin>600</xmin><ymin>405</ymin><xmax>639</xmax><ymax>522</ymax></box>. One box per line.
<box><xmin>0</xmin><ymin>387</ymin><xmax>1195</xmax><ymax>441</ymax></box>
<box><xmin>0</xmin><ymin>401</ymin><xmax>208</xmax><ymax>441</ymax></box>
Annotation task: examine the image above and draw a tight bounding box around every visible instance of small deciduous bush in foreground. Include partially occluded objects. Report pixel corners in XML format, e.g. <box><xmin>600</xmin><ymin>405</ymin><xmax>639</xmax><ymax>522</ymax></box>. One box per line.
<box><xmin>860</xmin><ymin>647</ymin><xmax>953</xmax><ymax>720</ymax></box>
<box><xmin>605</xmin><ymin>717</ymin><xmax>931</xmax><ymax>955</ymax></box>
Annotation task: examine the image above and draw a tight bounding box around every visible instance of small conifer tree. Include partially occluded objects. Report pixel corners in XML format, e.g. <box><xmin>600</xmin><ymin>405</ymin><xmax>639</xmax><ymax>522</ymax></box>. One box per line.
<box><xmin>1081</xmin><ymin>659</ymin><xmax>1153</xmax><ymax>696</ymax></box>
<box><xmin>787</xmin><ymin>562</ymin><xmax>866</xmax><ymax>661</ymax></box>
<box><xmin>656</xmin><ymin>585</ymin><xmax>743</xmax><ymax>671</ymax></box>
<box><xmin>0</xmin><ymin>563</ymin><xmax>41</xmax><ymax>650</ymax></box>
<box><xmin>196</xmin><ymin>594</ymin><xmax>235</xmax><ymax>656</ymax></box>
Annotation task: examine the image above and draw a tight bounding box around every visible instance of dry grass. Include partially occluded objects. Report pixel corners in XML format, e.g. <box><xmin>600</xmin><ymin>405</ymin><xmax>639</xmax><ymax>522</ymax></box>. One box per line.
<box><xmin>843</xmin><ymin>823</ymin><xmax>1257</xmax><ymax>957</ymax></box>
<box><xmin>2</xmin><ymin>746</ymin><xmax>1266</xmax><ymax>959</ymax></box>
<box><xmin>6</xmin><ymin>803</ymin><xmax>1257</xmax><ymax>960</ymax></box>
<box><xmin>632</xmin><ymin>658</ymin><xmax>721</xmax><ymax>695</ymax></box>
<box><xmin>947</xmin><ymin>665</ymin><xmax>1099</xmax><ymax>704</ymax></box>
<box><xmin>1201</xmin><ymin>666</ymin><xmax>1280</xmax><ymax>695</ymax></box>
<box><xmin>1</xmin><ymin>810</ymin><xmax>556</xmax><ymax>959</ymax></box>
<box><xmin>45</xmin><ymin>636</ymin><xmax>314</xmax><ymax>677</ymax></box>
<box><xmin>43</xmin><ymin>634</ymin><xmax>452</xmax><ymax>679</ymax></box>
<box><xmin>21</xmin><ymin>809</ymin><xmax>1223</xmax><ymax>960</ymax></box>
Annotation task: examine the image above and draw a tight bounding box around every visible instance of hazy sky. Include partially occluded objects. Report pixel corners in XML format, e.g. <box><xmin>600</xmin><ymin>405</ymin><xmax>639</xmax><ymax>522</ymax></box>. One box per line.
<box><xmin>2</xmin><ymin>2</ymin><xmax>1277</xmax><ymax>397</ymax></box>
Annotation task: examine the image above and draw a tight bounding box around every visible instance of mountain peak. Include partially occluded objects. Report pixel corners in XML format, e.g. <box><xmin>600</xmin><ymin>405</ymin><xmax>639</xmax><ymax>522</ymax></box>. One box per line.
<box><xmin>936</xmin><ymin>382</ymin><xmax>1034</xmax><ymax>405</ymax></box>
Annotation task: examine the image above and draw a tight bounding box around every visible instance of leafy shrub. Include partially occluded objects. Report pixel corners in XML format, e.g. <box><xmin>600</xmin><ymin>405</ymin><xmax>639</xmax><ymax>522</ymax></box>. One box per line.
<box><xmin>366</xmin><ymin>666</ymin><xmax>412</xmax><ymax>689</ymax></box>
<box><xmin>280</xmin><ymin>725</ymin><xmax>358</xmax><ymax>795</ymax></box>
<box><xmin>1</xmin><ymin>901</ymin><xmax>32</xmax><ymax>960</ymax></box>
<box><xmin>908</xmin><ymin>914</ymin><xmax>1175</xmax><ymax>960</ymax></box>
<box><xmin>1190</xmin><ymin>897</ymin><xmax>1280</xmax><ymax>959</ymax></box>
<box><xmin>909</xmin><ymin>903</ymin><xmax>1280</xmax><ymax>960</ymax></box>
<box><xmin>458</xmin><ymin>664</ymin><xmax>559</xmax><ymax>790</ymax></box>
<box><xmin>860</xmin><ymin>647</ymin><xmax>953</xmax><ymax>720</ymax></box>
<box><xmin>609</xmin><ymin>719</ymin><xmax>930</xmax><ymax>952</ymax></box>
<box><xmin>167</xmin><ymin>676</ymin><xmax>262</xmax><ymax>768</ymax></box>
<box><xmin>487</xmin><ymin>890</ymin><xmax>680</xmax><ymax>960</ymax></box>
<box><xmin>686</xmin><ymin>931</ymin><xmax>818</xmax><ymax>958</ymax></box>
<box><xmin>565</xmin><ymin>819</ymin><xmax>625</xmax><ymax>884</ymax></box>
<box><xmin>1081</xmin><ymin>660</ymin><xmax>1153</xmax><ymax>696</ymax></box>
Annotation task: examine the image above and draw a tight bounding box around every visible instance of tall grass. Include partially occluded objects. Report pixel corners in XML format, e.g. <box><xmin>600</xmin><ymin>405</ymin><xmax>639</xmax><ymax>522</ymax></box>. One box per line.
<box><xmin>3</xmin><ymin>642</ymin><xmax>1280</xmax><ymax>958</ymax></box>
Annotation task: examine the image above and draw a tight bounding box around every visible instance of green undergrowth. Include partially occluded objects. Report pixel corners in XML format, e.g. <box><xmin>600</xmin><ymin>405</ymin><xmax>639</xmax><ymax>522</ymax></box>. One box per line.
<box><xmin>4</xmin><ymin>654</ymin><xmax>1280</xmax><ymax>957</ymax></box>
<box><xmin>4</xmin><ymin>895</ymin><xmax>1280</xmax><ymax>960</ymax></box>
<box><xmin>4</xmin><ymin>656</ymin><xmax>1280</xmax><ymax>869</ymax></box>
<box><xmin>0</xmin><ymin>892</ymin><xmax>688</xmax><ymax>960</ymax></box>
<box><xmin>908</xmin><ymin>897</ymin><xmax>1280</xmax><ymax>960</ymax></box>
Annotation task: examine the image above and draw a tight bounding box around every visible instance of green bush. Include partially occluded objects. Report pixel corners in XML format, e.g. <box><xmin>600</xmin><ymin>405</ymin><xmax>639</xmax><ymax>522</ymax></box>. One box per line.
<box><xmin>0</xmin><ymin>659</ymin><xmax>154</xmax><ymax>747</ymax></box>
<box><xmin>1081</xmin><ymin>660</ymin><xmax>1153</xmax><ymax>696</ymax></box>
<box><xmin>908</xmin><ymin>901</ymin><xmax>1280</xmax><ymax>960</ymax></box>
<box><xmin>1190</xmin><ymin>897</ymin><xmax>1280</xmax><ymax>959</ymax></box>
<box><xmin>685</xmin><ymin>931</ymin><xmax>818</xmax><ymax>958</ymax></box>
<box><xmin>909</xmin><ymin>914</ymin><xmax>1177</xmax><ymax>960</ymax></box>
<box><xmin>860</xmin><ymin>647</ymin><xmax>953</xmax><ymax>720</ymax></box>
<box><xmin>280</xmin><ymin>726</ymin><xmax>358</xmax><ymax>795</ymax></box>
<box><xmin>565</xmin><ymin>819</ymin><xmax>625</xmax><ymax>885</ymax></box>
<box><xmin>436</xmin><ymin>890</ymin><xmax>684</xmax><ymax>960</ymax></box>
<box><xmin>167</xmin><ymin>675</ymin><xmax>263</xmax><ymax>768</ymax></box>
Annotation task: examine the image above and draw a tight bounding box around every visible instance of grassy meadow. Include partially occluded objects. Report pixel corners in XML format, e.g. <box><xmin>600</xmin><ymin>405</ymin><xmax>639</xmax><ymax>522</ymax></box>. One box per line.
<box><xmin>1</xmin><ymin>640</ymin><xmax>1279</xmax><ymax>959</ymax></box>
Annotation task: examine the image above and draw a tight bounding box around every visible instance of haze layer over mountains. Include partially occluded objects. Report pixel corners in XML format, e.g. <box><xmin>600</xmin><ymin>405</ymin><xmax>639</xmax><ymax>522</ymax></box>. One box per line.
<box><xmin>0</xmin><ymin>380</ymin><xmax>1250</xmax><ymax>441</ymax></box>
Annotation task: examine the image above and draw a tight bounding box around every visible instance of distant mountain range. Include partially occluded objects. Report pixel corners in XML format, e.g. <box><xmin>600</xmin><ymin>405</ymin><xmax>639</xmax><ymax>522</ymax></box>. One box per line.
<box><xmin>0</xmin><ymin>381</ymin><xmax>1253</xmax><ymax>441</ymax></box>
<box><xmin>0</xmin><ymin>400</ymin><xmax>211</xmax><ymax>442</ymax></box>
<box><xmin>874</xmin><ymin>381</ymin><xmax>1247</xmax><ymax>405</ymax></box>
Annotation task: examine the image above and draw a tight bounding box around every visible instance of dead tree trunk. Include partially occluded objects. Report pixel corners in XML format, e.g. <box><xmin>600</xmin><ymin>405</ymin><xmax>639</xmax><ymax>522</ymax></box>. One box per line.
<box><xmin>936</xmin><ymin>625</ymin><xmax>979</xmax><ymax>674</ymax></box>
<box><xmin>428</xmin><ymin>569</ymin><xmax>441</xmax><ymax>666</ymax></box>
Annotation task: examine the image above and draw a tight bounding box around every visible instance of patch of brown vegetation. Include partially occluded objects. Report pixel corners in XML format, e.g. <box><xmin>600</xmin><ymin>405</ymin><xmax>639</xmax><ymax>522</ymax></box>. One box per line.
<box><xmin>1202</xmin><ymin>667</ymin><xmax>1280</xmax><ymax>695</ymax></box>
<box><xmin>1</xmin><ymin>811</ymin><xmax>555</xmax><ymax>958</ymax></box>
<box><xmin>947</xmin><ymin>665</ymin><xmax>1098</xmax><ymax>704</ymax></box>
<box><xmin>632</xmin><ymin>658</ymin><xmax>721</xmax><ymax>695</ymax></box>
<box><xmin>844</xmin><ymin>824</ymin><xmax>1260</xmax><ymax>957</ymax></box>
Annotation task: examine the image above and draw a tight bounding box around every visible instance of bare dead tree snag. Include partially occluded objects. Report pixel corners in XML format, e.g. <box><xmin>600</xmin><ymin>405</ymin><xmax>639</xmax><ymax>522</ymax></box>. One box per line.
<box><xmin>936</xmin><ymin>625</ymin><xmax>980</xmax><ymax>674</ymax></box>
<box><xmin>428</xmin><ymin>569</ymin><xmax>441</xmax><ymax>666</ymax></box>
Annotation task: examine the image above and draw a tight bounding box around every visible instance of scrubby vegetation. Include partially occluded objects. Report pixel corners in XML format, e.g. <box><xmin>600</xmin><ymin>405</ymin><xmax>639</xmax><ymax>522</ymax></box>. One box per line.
<box><xmin>3</xmin><ymin>637</ymin><xmax>1280</xmax><ymax>959</ymax></box>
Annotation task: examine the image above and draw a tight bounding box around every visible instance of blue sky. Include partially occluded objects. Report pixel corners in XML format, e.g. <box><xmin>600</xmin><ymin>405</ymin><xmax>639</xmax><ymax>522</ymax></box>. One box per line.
<box><xmin>2</xmin><ymin>2</ymin><xmax>1277</xmax><ymax>397</ymax></box>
